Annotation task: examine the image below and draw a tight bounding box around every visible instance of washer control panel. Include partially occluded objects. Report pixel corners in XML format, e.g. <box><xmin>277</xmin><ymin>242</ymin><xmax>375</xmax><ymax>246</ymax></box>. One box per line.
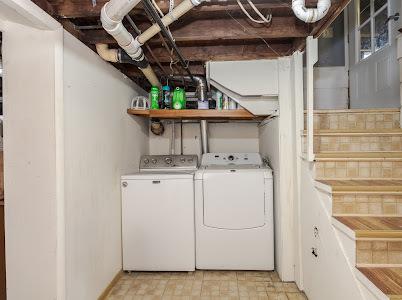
<box><xmin>201</xmin><ymin>153</ymin><xmax>263</xmax><ymax>166</ymax></box>
<box><xmin>140</xmin><ymin>155</ymin><xmax>198</xmax><ymax>171</ymax></box>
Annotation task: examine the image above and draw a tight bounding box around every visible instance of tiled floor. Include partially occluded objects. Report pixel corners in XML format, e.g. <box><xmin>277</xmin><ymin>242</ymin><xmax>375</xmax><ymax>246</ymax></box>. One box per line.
<box><xmin>106</xmin><ymin>270</ymin><xmax>307</xmax><ymax>300</ymax></box>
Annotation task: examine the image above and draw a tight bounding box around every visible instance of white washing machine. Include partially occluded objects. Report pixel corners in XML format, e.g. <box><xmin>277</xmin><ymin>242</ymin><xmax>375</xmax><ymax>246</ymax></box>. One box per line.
<box><xmin>121</xmin><ymin>154</ymin><xmax>198</xmax><ymax>271</ymax></box>
<box><xmin>195</xmin><ymin>153</ymin><xmax>274</xmax><ymax>270</ymax></box>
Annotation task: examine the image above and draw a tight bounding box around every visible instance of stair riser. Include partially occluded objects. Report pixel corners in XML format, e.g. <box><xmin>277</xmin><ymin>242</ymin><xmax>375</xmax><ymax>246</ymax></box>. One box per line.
<box><xmin>304</xmin><ymin>112</ymin><xmax>400</xmax><ymax>131</ymax></box>
<box><xmin>307</xmin><ymin>135</ymin><xmax>402</xmax><ymax>152</ymax></box>
<box><xmin>315</xmin><ymin>161</ymin><xmax>402</xmax><ymax>180</ymax></box>
<box><xmin>357</xmin><ymin>240</ymin><xmax>402</xmax><ymax>265</ymax></box>
<box><xmin>333</xmin><ymin>194</ymin><xmax>402</xmax><ymax>216</ymax></box>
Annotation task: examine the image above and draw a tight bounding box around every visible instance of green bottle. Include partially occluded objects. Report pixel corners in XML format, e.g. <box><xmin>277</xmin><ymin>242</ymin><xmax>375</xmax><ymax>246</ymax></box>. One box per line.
<box><xmin>172</xmin><ymin>87</ymin><xmax>186</xmax><ymax>110</ymax></box>
<box><xmin>150</xmin><ymin>86</ymin><xmax>160</xmax><ymax>109</ymax></box>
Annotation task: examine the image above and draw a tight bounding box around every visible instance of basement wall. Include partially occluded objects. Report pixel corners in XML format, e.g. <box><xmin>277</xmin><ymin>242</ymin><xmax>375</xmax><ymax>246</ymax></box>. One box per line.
<box><xmin>0</xmin><ymin>1</ymin><xmax>148</xmax><ymax>297</ymax></box>
<box><xmin>1</xmin><ymin>20</ymin><xmax>62</xmax><ymax>300</ymax></box>
<box><xmin>63</xmin><ymin>31</ymin><xmax>148</xmax><ymax>300</ymax></box>
<box><xmin>149</xmin><ymin>122</ymin><xmax>259</xmax><ymax>157</ymax></box>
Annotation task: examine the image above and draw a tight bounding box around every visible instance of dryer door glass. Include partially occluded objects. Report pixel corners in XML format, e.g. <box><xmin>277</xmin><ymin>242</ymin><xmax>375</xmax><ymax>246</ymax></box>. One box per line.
<box><xmin>203</xmin><ymin>170</ymin><xmax>265</xmax><ymax>229</ymax></box>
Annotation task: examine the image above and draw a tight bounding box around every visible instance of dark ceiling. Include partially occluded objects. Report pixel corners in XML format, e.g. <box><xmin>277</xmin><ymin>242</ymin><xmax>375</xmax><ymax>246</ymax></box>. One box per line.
<box><xmin>32</xmin><ymin>0</ymin><xmax>350</xmax><ymax>87</ymax></box>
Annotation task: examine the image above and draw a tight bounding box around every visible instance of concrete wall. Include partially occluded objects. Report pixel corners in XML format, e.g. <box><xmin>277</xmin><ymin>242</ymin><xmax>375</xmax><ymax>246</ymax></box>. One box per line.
<box><xmin>63</xmin><ymin>32</ymin><xmax>148</xmax><ymax>300</ymax></box>
<box><xmin>149</xmin><ymin>122</ymin><xmax>259</xmax><ymax>157</ymax></box>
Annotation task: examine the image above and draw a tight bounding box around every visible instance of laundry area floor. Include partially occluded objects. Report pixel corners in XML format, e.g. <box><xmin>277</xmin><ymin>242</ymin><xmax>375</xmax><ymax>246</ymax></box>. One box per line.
<box><xmin>105</xmin><ymin>271</ymin><xmax>307</xmax><ymax>299</ymax></box>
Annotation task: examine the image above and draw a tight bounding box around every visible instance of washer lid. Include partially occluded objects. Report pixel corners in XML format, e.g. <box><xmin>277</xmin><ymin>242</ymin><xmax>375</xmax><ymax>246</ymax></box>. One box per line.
<box><xmin>202</xmin><ymin>169</ymin><xmax>265</xmax><ymax>229</ymax></box>
<box><xmin>122</xmin><ymin>172</ymin><xmax>194</xmax><ymax>180</ymax></box>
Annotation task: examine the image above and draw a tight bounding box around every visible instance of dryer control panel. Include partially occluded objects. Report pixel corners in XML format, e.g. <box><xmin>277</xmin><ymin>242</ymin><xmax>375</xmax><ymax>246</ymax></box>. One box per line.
<box><xmin>200</xmin><ymin>153</ymin><xmax>263</xmax><ymax>166</ymax></box>
<box><xmin>140</xmin><ymin>154</ymin><xmax>198</xmax><ymax>171</ymax></box>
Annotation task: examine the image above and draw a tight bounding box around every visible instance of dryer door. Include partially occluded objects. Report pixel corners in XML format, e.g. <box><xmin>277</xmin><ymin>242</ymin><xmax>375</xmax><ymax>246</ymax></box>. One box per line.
<box><xmin>203</xmin><ymin>169</ymin><xmax>265</xmax><ymax>229</ymax></box>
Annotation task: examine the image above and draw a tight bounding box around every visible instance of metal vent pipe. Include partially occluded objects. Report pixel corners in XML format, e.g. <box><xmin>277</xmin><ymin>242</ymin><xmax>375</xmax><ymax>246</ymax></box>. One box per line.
<box><xmin>200</xmin><ymin>120</ymin><xmax>209</xmax><ymax>154</ymax></box>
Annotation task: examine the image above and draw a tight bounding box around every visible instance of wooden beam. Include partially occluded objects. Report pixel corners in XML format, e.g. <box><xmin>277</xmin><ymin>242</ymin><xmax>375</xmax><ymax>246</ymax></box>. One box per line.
<box><xmin>83</xmin><ymin>17</ymin><xmax>308</xmax><ymax>45</ymax></box>
<box><xmin>145</xmin><ymin>43</ymin><xmax>292</xmax><ymax>63</ymax></box>
<box><xmin>119</xmin><ymin>63</ymin><xmax>206</xmax><ymax>77</ymax></box>
<box><xmin>310</xmin><ymin>0</ymin><xmax>349</xmax><ymax>38</ymax></box>
<box><xmin>32</xmin><ymin>0</ymin><xmax>55</xmax><ymax>16</ymax></box>
<box><xmin>53</xmin><ymin>0</ymin><xmax>318</xmax><ymax>18</ymax></box>
<box><xmin>60</xmin><ymin>19</ymin><xmax>86</xmax><ymax>42</ymax></box>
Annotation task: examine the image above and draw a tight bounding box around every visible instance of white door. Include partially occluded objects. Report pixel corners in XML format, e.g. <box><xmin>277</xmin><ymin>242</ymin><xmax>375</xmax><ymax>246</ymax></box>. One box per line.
<box><xmin>121</xmin><ymin>177</ymin><xmax>195</xmax><ymax>271</ymax></box>
<box><xmin>349</xmin><ymin>0</ymin><xmax>401</xmax><ymax>108</ymax></box>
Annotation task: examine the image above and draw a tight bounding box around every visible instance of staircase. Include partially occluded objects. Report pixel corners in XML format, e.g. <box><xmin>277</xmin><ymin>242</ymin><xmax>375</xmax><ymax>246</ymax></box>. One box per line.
<box><xmin>305</xmin><ymin>109</ymin><xmax>402</xmax><ymax>299</ymax></box>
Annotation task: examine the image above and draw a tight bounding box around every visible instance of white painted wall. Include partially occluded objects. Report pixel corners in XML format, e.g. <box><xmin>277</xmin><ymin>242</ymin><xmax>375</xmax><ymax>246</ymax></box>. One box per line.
<box><xmin>63</xmin><ymin>32</ymin><xmax>148</xmax><ymax>300</ymax></box>
<box><xmin>259</xmin><ymin>54</ymin><xmax>302</xmax><ymax>282</ymax></box>
<box><xmin>259</xmin><ymin>118</ymin><xmax>281</xmax><ymax>271</ymax></box>
<box><xmin>0</xmin><ymin>1</ymin><xmax>148</xmax><ymax>297</ymax></box>
<box><xmin>304</xmin><ymin>67</ymin><xmax>349</xmax><ymax>109</ymax></box>
<box><xmin>299</xmin><ymin>162</ymin><xmax>367</xmax><ymax>300</ymax></box>
<box><xmin>348</xmin><ymin>0</ymin><xmax>401</xmax><ymax>108</ymax></box>
<box><xmin>1</xmin><ymin>20</ymin><xmax>63</xmax><ymax>300</ymax></box>
<box><xmin>149</xmin><ymin>122</ymin><xmax>259</xmax><ymax>157</ymax></box>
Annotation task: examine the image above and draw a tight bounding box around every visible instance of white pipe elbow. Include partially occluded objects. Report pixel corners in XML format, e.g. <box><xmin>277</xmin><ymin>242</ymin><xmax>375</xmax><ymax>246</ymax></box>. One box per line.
<box><xmin>101</xmin><ymin>3</ymin><xmax>143</xmax><ymax>61</ymax></box>
<box><xmin>292</xmin><ymin>0</ymin><xmax>331</xmax><ymax>23</ymax></box>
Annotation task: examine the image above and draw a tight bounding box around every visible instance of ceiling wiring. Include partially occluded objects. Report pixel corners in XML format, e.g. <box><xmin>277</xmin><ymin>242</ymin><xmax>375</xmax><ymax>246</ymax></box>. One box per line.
<box><xmin>236</xmin><ymin>0</ymin><xmax>272</xmax><ymax>24</ymax></box>
<box><xmin>225</xmin><ymin>9</ymin><xmax>281</xmax><ymax>57</ymax></box>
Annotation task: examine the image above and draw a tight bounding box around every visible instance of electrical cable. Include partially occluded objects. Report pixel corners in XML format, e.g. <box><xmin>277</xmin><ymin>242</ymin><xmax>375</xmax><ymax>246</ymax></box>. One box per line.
<box><xmin>225</xmin><ymin>9</ymin><xmax>280</xmax><ymax>56</ymax></box>
<box><xmin>246</xmin><ymin>0</ymin><xmax>272</xmax><ymax>23</ymax></box>
<box><xmin>151</xmin><ymin>0</ymin><xmax>165</xmax><ymax>17</ymax></box>
<box><xmin>236</xmin><ymin>0</ymin><xmax>271</xmax><ymax>24</ymax></box>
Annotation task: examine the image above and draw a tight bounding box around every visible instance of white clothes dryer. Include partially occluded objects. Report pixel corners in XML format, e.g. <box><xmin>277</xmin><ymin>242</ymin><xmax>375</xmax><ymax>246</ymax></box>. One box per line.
<box><xmin>195</xmin><ymin>153</ymin><xmax>274</xmax><ymax>270</ymax></box>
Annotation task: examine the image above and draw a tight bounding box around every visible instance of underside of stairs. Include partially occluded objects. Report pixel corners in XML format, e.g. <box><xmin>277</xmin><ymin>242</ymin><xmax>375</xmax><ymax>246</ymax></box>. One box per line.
<box><xmin>306</xmin><ymin>109</ymin><xmax>402</xmax><ymax>300</ymax></box>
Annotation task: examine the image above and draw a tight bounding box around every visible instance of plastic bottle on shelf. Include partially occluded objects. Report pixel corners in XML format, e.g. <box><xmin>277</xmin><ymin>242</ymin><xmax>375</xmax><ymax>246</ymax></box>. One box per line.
<box><xmin>223</xmin><ymin>94</ymin><xmax>229</xmax><ymax>110</ymax></box>
<box><xmin>150</xmin><ymin>86</ymin><xmax>160</xmax><ymax>109</ymax></box>
<box><xmin>172</xmin><ymin>87</ymin><xmax>186</xmax><ymax>110</ymax></box>
<box><xmin>162</xmin><ymin>85</ymin><xmax>171</xmax><ymax>109</ymax></box>
<box><xmin>215</xmin><ymin>91</ymin><xmax>223</xmax><ymax>110</ymax></box>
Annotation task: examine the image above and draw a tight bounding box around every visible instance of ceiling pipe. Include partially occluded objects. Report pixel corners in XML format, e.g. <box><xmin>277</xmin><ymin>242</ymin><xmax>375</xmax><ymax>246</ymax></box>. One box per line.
<box><xmin>0</xmin><ymin>59</ymin><xmax>2</xmax><ymax>78</ymax></box>
<box><xmin>170</xmin><ymin>75</ymin><xmax>208</xmax><ymax>102</ymax></box>
<box><xmin>292</xmin><ymin>0</ymin><xmax>331</xmax><ymax>23</ymax></box>
<box><xmin>100</xmin><ymin>0</ymin><xmax>205</xmax><ymax>86</ymax></box>
<box><xmin>200</xmin><ymin>120</ymin><xmax>209</xmax><ymax>154</ymax></box>
<box><xmin>141</xmin><ymin>0</ymin><xmax>195</xmax><ymax>81</ymax></box>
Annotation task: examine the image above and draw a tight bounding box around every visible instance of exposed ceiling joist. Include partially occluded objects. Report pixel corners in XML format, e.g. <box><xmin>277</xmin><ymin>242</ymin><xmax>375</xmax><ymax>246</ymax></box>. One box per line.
<box><xmin>52</xmin><ymin>0</ymin><xmax>319</xmax><ymax>19</ymax></box>
<box><xmin>146</xmin><ymin>43</ymin><xmax>293</xmax><ymax>63</ymax></box>
<box><xmin>83</xmin><ymin>17</ymin><xmax>308</xmax><ymax>45</ymax></box>
<box><xmin>35</xmin><ymin>0</ymin><xmax>348</xmax><ymax>87</ymax></box>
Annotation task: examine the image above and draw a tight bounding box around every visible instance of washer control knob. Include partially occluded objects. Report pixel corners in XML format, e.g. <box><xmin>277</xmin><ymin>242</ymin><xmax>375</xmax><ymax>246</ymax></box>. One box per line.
<box><xmin>165</xmin><ymin>157</ymin><xmax>173</xmax><ymax>164</ymax></box>
<box><xmin>122</xmin><ymin>182</ymin><xmax>128</xmax><ymax>187</ymax></box>
<box><xmin>228</xmin><ymin>155</ymin><xmax>235</xmax><ymax>161</ymax></box>
<box><xmin>143</xmin><ymin>158</ymin><xmax>149</xmax><ymax>164</ymax></box>
<box><xmin>180</xmin><ymin>157</ymin><xmax>186</xmax><ymax>163</ymax></box>
<box><xmin>188</xmin><ymin>158</ymin><xmax>193</xmax><ymax>162</ymax></box>
<box><xmin>151</xmin><ymin>158</ymin><xmax>157</xmax><ymax>164</ymax></box>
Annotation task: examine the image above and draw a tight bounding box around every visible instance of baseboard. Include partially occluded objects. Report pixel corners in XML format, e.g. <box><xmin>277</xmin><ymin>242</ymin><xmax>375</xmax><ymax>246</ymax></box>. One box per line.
<box><xmin>98</xmin><ymin>270</ymin><xmax>123</xmax><ymax>300</ymax></box>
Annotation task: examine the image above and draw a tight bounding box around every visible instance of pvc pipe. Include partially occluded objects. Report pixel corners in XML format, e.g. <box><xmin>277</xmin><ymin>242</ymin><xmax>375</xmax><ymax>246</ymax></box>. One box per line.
<box><xmin>100</xmin><ymin>0</ymin><xmax>205</xmax><ymax>86</ymax></box>
<box><xmin>138</xmin><ymin>0</ymin><xmax>195</xmax><ymax>44</ymax></box>
<box><xmin>292</xmin><ymin>0</ymin><xmax>330</xmax><ymax>23</ymax></box>
<box><xmin>140</xmin><ymin>65</ymin><xmax>161</xmax><ymax>87</ymax></box>
<box><xmin>96</xmin><ymin>44</ymin><xmax>119</xmax><ymax>62</ymax></box>
<box><xmin>104</xmin><ymin>0</ymin><xmax>142</xmax><ymax>22</ymax></box>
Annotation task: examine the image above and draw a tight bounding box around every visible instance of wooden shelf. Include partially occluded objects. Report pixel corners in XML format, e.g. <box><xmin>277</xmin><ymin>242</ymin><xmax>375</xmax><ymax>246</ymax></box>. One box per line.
<box><xmin>127</xmin><ymin>109</ymin><xmax>267</xmax><ymax>120</ymax></box>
